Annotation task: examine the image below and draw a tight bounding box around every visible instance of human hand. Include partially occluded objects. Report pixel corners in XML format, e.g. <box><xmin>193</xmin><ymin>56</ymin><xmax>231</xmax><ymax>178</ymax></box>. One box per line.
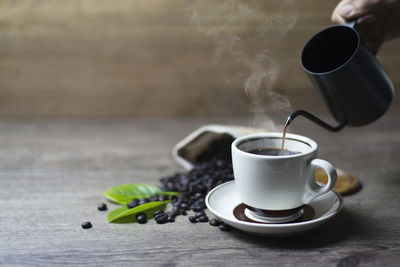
<box><xmin>331</xmin><ymin>0</ymin><xmax>400</xmax><ymax>53</ymax></box>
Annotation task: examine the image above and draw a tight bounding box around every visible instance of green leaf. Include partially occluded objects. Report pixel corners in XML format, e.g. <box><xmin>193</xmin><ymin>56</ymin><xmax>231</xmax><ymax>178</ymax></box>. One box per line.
<box><xmin>107</xmin><ymin>201</ymin><xmax>168</xmax><ymax>223</ymax></box>
<box><xmin>103</xmin><ymin>183</ymin><xmax>163</xmax><ymax>205</ymax></box>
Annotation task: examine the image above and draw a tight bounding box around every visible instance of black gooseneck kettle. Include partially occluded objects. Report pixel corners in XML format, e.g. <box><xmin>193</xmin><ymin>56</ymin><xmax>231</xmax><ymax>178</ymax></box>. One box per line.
<box><xmin>286</xmin><ymin>21</ymin><xmax>394</xmax><ymax>131</ymax></box>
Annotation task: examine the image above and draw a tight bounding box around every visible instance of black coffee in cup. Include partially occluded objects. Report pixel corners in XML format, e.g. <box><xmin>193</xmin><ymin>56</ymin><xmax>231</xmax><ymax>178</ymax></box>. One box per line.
<box><xmin>248</xmin><ymin>148</ymin><xmax>300</xmax><ymax>156</ymax></box>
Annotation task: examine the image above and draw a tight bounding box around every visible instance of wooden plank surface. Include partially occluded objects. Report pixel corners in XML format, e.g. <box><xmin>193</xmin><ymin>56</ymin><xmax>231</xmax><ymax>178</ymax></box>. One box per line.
<box><xmin>0</xmin><ymin>114</ymin><xmax>400</xmax><ymax>266</ymax></box>
<box><xmin>0</xmin><ymin>0</ymin><xmax>399</xmax><ymax>117</ymax></box>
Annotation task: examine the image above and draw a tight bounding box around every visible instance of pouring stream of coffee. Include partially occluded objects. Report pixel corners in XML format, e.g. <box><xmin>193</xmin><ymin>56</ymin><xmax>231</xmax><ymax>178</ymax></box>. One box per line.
<box><xmin>280</xmin><ymin>123</ymin><xmax>289</xmax><ymax>154</ymax></box>
<box><xmin>280</xmin><ymin>110</ymin><xmax>347</xmax><ymax>154</ymax></box>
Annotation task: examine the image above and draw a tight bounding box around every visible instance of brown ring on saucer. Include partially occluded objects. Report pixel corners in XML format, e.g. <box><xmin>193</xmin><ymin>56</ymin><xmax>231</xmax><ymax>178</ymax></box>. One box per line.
<box><xmin>315</xmin><ymin>168</ymin><xmax>362</xmax><ymax>196</ymax></box>
<box><xmin>244</xmin><ymin>204</ymin><xmax>305</xmax><ymax>218</ymax></box>
<box><xmin>234</xmin><ymin>204</ymin><xmax>315</xmax><ymax>224</ymax></box>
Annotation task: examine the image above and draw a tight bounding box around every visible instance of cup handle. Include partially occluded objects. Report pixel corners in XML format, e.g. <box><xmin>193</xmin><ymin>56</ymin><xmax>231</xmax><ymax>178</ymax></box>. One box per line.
<box><xmin>303</xmin><ymin>159</ymin><xmax>337</xmax><ymax>204</ymax></box>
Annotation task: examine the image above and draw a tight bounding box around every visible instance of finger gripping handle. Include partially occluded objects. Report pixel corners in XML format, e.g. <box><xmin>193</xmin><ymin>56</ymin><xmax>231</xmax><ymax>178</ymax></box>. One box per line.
<box><xmin>303</xmin><ymin>159</ymin><xmax>337</xmax><ymax>204</ymax></box>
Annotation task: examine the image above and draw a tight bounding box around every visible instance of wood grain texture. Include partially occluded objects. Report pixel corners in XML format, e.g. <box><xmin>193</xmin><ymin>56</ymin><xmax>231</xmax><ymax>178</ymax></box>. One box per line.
<box><xmin>0</xmin><ymin>0</ymin><xmax>399</xmax><ymax>117</ymax></box>
<box><xmin>0</xmin><ymin>114</ymin><xmax>400</xmax><ymax>266</ymax></box>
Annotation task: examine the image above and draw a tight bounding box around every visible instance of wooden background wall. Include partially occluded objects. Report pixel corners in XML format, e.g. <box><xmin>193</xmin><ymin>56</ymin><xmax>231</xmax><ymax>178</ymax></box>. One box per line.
<box><xmin>0</xmin><ymin>0</ymin><xmax>399</xmax><ymax>118</ymax></box>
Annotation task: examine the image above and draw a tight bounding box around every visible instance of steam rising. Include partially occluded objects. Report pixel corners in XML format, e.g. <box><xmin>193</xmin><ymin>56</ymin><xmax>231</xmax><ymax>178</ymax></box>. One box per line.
<box><xmin>189</xmin><ymin>0</ymin><xmax>298</xmax><ymax>130</ymax></box>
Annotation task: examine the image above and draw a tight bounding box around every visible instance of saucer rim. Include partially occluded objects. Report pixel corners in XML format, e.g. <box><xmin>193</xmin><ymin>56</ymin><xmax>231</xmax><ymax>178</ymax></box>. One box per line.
<box><xmin>205</xmin><ymin>180</ymin><xmax>343</xmax><ymax>228</ymax></box>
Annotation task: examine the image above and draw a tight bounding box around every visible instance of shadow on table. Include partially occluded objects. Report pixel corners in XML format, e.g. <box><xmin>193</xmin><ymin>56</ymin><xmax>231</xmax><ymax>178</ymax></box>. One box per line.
<box><xmin>229</xmin><ymin>208</ymin><xmax>371</xmax><ymax>248</ymax></box>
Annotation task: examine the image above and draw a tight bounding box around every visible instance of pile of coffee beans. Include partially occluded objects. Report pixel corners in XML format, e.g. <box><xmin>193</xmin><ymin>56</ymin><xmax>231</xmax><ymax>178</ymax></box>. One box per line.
<box><xmin>89</xmin><ymin>135</ymin><xmax>235</xmax><ymax>231</ymax></box>
<box><xmin>158</xmin><ymin>135</ymin><xmax>235</xmax><ymax>231</ymax></box>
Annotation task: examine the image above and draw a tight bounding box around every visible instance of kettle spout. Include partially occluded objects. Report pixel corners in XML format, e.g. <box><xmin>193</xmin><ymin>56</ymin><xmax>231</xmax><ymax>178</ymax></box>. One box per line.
<box><xmin>285</xmin><ymin>110</ymin><xmax>347</xmax><ymax>132</ymax></box>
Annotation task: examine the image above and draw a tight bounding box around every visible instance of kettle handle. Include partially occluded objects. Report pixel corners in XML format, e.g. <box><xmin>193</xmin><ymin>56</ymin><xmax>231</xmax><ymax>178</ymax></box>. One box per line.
<box><xmin>343</xmin><ymin>19</ymin><xmax>378</xmax><ymax>55</ymax></box>
<box><xmin>344</xmin><ymin>19</ymin><xmax>357</xmax><ymax>28</ymax></box>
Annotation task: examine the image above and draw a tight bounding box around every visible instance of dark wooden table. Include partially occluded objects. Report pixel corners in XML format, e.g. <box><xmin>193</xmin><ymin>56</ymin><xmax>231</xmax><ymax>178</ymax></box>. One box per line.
<box><xmin>1</xmin><ymin>115</ymin><xmax>400</xmax><ymax>266</ymax></box>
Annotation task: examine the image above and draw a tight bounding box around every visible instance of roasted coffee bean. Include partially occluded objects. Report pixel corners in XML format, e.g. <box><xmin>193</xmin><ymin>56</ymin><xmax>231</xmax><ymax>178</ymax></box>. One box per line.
<box><xmin>150</xmin><ymin>194</ymin><xmax>160</xmax><ymax>202</ymax></box>
<box><xmin>195</xmin><ymin>211</ymin><xmax>205</xmax><ymax>218</ymax></box>
<box><xmin>139</xmin><ymin>198</ymin><xmax>150</xmax><ymax>205</ymax></box>
<box><xmin>180</xmin><ymin>209</ymin><xmax>187</xmax><ymax>216</ymax></box>
<box><xmin>155</xmin><ymin>213</ymin><xmax>168</xmax><ymax>224</ymax></box>
<box><xmin>191</xmin><ymin>198</ymin><xmax>205</xmax><ymax>207</ymax></box>
<box><xmin>168</xmin><ymin>216</ymin><xmax>175</xmax><ymax>222</ymax></box>
<box><xmin>154</xmin><ymin>213</ymin><xmax>165</xmax><ymax>220</ymax></box>
<box><xmin>154</xmin><ymin>217</ymin><xmax>167</xmax><ymax>224</ymax></box>
<box><xmin>180</xmin><ymin>203</ymin><xmax>188</xmax><ymax>210</ymax></box>
<box><xmin>136</xmin><ymin>213</ymin><xmax>147</xmax><ymax>224</ymax></box>
<box><xmin>97</xmin><ymin>203</ymin><xmax>107</xmax><ymax>211</ymax></box>
<box><xmin>160</xmin><ymin>194</ymin><xmax>169</xmax><ymax>201</ymax></box>
<box><xmin>188</xmin><ymin>216</ymin><xmax>197</xmax><ymax>223</ymax></box>
<box><xmin>209</xmin><ymin>219</ymin><xmax>221</xmax><ymax>226</ymax></box>
<box><xmin>127</xmin><ymin>202</ymin><xmax>137</xmax><ymax>209</ymax></box>
<box><xmin>127</xmin><ymin>199</ymin><xmax>139</xmax><ymax>209</ymax></box>
<box><xmin>81</xmin><ymin>221</ymin><xmax>92</xmax><ymax>229</ymax></box>
<box><xmin>198</xmin><ymin>215</ymin><xmax>209</xmax><ymax>223</ymax></box>
<box><xmin>153</xmin><ymin>210</ymin><xmax>164</xmax><ymax>217</ymax></box>
<box><xmin>219</xmin><ymin>223</ymin><xmax>231</xmax><ymax>231</ymax></box>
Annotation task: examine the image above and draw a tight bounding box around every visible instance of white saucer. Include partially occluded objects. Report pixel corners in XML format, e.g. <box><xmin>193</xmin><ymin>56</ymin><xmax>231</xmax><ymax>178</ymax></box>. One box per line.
<box><xmin>205</xmin><ymin>181</ymin><xmax>343</xmax><ymax>237</ymax></box>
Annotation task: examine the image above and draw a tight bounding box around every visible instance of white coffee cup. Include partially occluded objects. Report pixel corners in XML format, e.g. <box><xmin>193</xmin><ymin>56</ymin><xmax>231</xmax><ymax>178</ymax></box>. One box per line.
<box><xmin>231</xmin><ymin>133</ymin><xmax>337</xmax><ymax>215</ymax></box>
